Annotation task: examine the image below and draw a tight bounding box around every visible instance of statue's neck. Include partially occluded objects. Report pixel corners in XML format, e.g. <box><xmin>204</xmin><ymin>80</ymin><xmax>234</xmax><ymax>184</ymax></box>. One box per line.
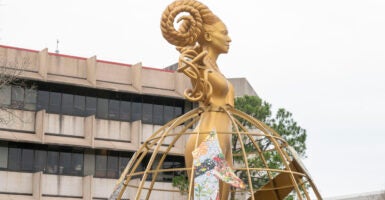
<box><xmin>204</xmin><ymin>53</ymin><xmax>221</xmax><ymax>73</ymax></box>
<box><xmin>202</xmin><ymin>45</ymin><xmax>220</xmax><ymax>65</ymax></box>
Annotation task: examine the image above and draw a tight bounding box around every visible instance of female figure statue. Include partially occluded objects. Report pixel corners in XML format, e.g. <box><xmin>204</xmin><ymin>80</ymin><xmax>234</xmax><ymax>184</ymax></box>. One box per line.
<box><xmin>109</xmin><ymin>1</ymin><xmax>322</xmax><ymax>199</ymax></box>
<box><xmin>161</xmin><ymin>0</ymin><xmax>239</xmax><ymax>199</ymax></box>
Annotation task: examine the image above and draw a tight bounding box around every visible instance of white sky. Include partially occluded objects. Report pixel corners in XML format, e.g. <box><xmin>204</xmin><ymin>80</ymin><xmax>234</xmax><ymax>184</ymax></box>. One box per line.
<box><xmin>1</xmin><ymin>0</ymin><xmax>385</xmax><ymax>198</ymax></box>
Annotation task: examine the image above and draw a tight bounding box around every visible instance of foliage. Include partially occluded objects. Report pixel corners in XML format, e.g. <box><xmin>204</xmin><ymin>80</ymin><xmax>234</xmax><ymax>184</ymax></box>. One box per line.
<box><xmin>172</xmin><ymin>174</ymin><xmax>189</xmax><ymax>195</ymax></box>
<box><xmin>233</xmin><ymin>95</ymin><xmax>307</xmax><ymax>198</ymax></box>
<box><xmin>233</xmin><ymin>95</ymin><xmax>272</xmax><ymax>123</ymax></box>
<box><xmin>270</xmin><ymin>108</ymin><xmax>307</xmax><ymax>157</ymax></box>
<box><xmin>234</xmin><ymin>95</ymin><xmax>307</xmax><ymax>156</ymax></box>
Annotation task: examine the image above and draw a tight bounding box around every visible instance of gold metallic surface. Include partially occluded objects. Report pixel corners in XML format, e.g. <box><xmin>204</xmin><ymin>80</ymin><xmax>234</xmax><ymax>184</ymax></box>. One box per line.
<box><xmin>110</xmin><ymin>0</ymin><xmax>322</xmax><ymax>199</ymax></box>
<box><xmin>112</xmin><ymin>107</ymin><xmax>322</xmax><ymax>199</ymax></box>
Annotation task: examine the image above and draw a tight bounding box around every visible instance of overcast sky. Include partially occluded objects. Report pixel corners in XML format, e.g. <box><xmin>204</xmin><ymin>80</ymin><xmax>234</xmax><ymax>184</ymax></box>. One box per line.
<box><xmin>1</xmin><ymin>0</ymin><xmax>385</xmax><ymax>198</ymax></box>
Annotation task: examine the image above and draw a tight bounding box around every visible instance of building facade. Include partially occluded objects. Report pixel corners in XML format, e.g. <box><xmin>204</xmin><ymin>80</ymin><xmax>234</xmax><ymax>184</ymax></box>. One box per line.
<box><xmin>0</xmin><ymin>45</ymin><xmax>257</xmax><ymax>200</ymax></box>
<box><xmin>0</xmin><ymin>44</ymin><xmax>198</xmax><ymax>200</ymax></box>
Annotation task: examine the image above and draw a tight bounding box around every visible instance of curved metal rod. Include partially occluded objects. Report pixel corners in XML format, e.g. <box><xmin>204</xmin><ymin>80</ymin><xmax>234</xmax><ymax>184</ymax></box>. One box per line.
<box><xmin>116</xmin><ymin>108</ymin><xmax>201</xmax><ymax>200</ymax></box>
<box><xmin>145</xmin><ymin>117</ymin><xmax>200</xmax><ymax>199</ymax></box>
<box><xmin>222</xmin><ymin>107</ymin><xmax>255</xmax><ymax>200</ymax></box>
<box><xmin>228</xmin><ymin>108</ymin><xmax>304</xmax><ymax>199</ymax></box>
<box><xmin>134</xmin><ymin>108</ymin><xmax>202</xmax><ymax>200</ymax></box>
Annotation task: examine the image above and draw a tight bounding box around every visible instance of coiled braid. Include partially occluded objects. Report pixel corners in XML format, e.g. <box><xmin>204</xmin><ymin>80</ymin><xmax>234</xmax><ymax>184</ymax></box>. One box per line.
<box><xmin>161</xmin><ymin>0</ymin><xmax>221</xmax><ymax>104</ymax></box>
<box><xmin>161</xmin><ymin>0</ymin><xmax>219</xmax><ymax>47</ymax></box>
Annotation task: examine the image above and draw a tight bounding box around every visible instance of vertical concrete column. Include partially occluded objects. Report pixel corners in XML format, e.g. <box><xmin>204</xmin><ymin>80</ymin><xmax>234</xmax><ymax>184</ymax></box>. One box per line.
<box><xmin>83</xmin><ymin>149</ymin><xmax>95</xmax><ymax>176</ymax></box>
<box><xmin>35</xmin><ymin>110</ymin><xmax>46</xmax><ymax>144</ymax></box>
<box><xmin>32</xmin><ymin>172</ymin><xmax>42</xmax><ymax>200</ymax></box>
<box><xmin>86</xmin><ymin>56</ymin><xmax>97</xmax><ymax>86</ymax></box>
<box><xmin>38</xmin><ymin>48</ymin><xmax>48</xmax><ymax>80</ymax></box>
<box><xmin>83</xmin><ymin>175</ymin><xmax>93</xmax><ymax>200</ymax></box>
<box><xmin>131</xmin><ymin>62</ymin><xmax>142</xmax><ymax>93</ymax></box>
<box><xmin>130</xmin><ymin>120</ymin><xmax>141</xmax><ymax>149</ymax></box>
<box><xmin>85</xmin><ymin>115</ymin><xmax>95</xmax><ymax>148</ymax></box>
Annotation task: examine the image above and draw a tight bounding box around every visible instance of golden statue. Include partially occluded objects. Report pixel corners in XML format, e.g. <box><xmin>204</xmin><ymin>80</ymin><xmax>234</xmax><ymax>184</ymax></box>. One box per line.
<box><xmin>109</xmin><ymin>0</ymin><xmax>322</xmax><ymax>199</ymax></box>
<box><xmin>161</xmin><ymin>1</ymin><xmax>237</xmax><ymax>199</ymax></box>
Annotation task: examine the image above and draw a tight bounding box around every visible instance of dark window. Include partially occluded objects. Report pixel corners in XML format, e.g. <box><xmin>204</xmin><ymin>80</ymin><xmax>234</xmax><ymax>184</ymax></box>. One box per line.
<box><xmin>131</xmin><ymin>102</ymin><xmax>142</xmax><ymax>121</ymax></box>
<box><xmin>142</xmin><ymin>103</ymin><xmax>153</xmax><ymax>124</ymax></box>
<box><xmin>96</xmin><ymin>98</ymin><xmax>108</xmax><ymax>119</ymax></box>
<box><xmin>184</xmin><ymin>101</ymin><xmax>193</xmax><ymax>113</ymax></box>
<box><xmin>108</xmin><ymin>100</ymin><xmax>120</xmax><ymax>120</ymax></box>
<box><xmin>0</xmin><ymin>85</ymin><xmax>11</xmax><ymax>106</ymax></box>
<box><xmin>142</xmin><ymin>154</ymin><xmax>185</xmax><ymax>182</ymax></box>
<box><xmin>46</xmin><ymin>151</ymin><xmax>59</xmax><ymax>174</ymax></box>
<box><xmin>95</xmin><ymin>152</ymin><xmax>107</xmax><ymax>177</ymax></box>
<box><xmin>61</xmin><ymin>94</ymin><xmax>74</xmax><ymax>115</ymax></box>
<box><xmin>58</xmin><ymin>151</ymin><xmax>83</xmax><ymax>176</ymax></box>
<box><xmin>24</xmin><ymin>88</ymin><xmax>37</xmax><ymax>110</ymax></box>
<box><xmin>85</xmin><ymin>97</ymin><xmax>97</xmax><ymax>116</ymax></box>
<box><xmin>71</xmin><ymin>152</ymin><xmax>83</xmax><ymax>176</ymax></box>
<box><xmin>120</xmin><ymin>101</ymin><xmax>131</xmax><ymax>121</ymax></box>
<box><xmin>73</xmin><ymin>95</ymin><xmax>85</xmax><ymax>116</ymax></box>
<box><xmin>140</xmin><ymin>155</ymin><xmax>151</xmax><ymax>179</ymax></box>
<box><xmin>21</xmin><ymin>148</ymin><xmax>34</xmax><ymax>171</ymax></box>
<box><xmin>119</xmin><ymin>152</ymin><xmax>130</xmax><ymax>175</ymax></box>
<box><xmin>107</xmin><ymin>151</ymin><xmax>119</xmax><ymax>178</ymax></box>
<box><xmin>59</xmin><ymin>152</ymin><xmax>71</xmax><ymax>175</ymax></box>
<box><xmin>11</xmin><ymin>86</ymin><xmax>24</xmax><ymax>108</ymax></box>
<box><xmin>94</xmin><ymin>150</ymin><xmax>132</xmax><ymax>179</ymax></box>
<box><xmin>11</xmin><ymin>83</ymin><xmax>190</xmax><ymax>125</ymax></box>
<box><xmin>164</xmin><ymin>105</ymin><xmax>174</xmax><ymax>123</ymax></box>
<box><xmin>153</xmin><ymin>104</ymin><xmax>163</xmax><ymax>125</ymax></box>
<box><xmin>174</xmin><ymin>107</ymin><xmax>182</xmax><ymax>118</ymax></box>
<box><xmin>0</xmin><ymin>142</ymin><xmax>8</xmax><ymax>169</ymax></box>
<box><xmin>0</xmin><ymin>85</ymin><xmax>37</xmax><ymax>111</ymax></box>
<box><xmin>8</xmin><ymin>146</ymin><xmax>21</xmax><ymax>171</ymax></box>
<box><xmin>158</xmin><ymin>155</ymin><xmax>185</xmax><ymax>182</ymax></box>
<box><xmin>48</xmin><ymin>92</ymin><xmax>61</xmax><ymax>113</ymax></box>
<box><xmin>3</xmin><ymin>142</ymin><xmax>85</xmax><ymax>176</ymax></box>
<box><xmin>37</xmin><ymin>90</ymin><xmax>49</xmax><ymax>111</ymax></box>
<box><xmin>34</xmin><ymin>150</ymin><xmax>47</xmax><ymax>172</ymax></box>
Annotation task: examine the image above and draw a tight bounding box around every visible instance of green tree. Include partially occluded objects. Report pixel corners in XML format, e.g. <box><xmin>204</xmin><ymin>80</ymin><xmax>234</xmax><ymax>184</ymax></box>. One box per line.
<box><xmin>234</xmin><ymin>95</ymin><xmax>307</xmax><ymax>157</ymax></box>
<box><xmin>233</xmin><ymin>95</ymin><xmax>307</xmax><ymax>199</ymax></box>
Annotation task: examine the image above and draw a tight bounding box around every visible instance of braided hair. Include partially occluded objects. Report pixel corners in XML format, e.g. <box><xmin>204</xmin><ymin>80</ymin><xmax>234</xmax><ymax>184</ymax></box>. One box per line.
<box><xmin>161</xmin><ymin>0</ymin><xmax>220</xmax><ymax>47</ymax></box>
<box><xmin>161</xmin><ymin>0</ymin><xmax>222</xmax><ymax>104</ymax></box>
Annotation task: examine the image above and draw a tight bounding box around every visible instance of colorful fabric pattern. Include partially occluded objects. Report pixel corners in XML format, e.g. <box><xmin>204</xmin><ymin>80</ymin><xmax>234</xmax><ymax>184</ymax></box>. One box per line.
<box><xmin>192</xmin><ymin>130</ymin><xmax>245</xmax><ymax>199</ymax></box>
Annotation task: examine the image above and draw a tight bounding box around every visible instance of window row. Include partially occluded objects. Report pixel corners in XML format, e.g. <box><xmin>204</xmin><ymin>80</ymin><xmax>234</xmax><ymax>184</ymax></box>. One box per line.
<box><xmin>0</xmin><ymin>83</ymin><xmax>190</xmax><ymax>125</ymax></box>
<box><xmin>94</xmin><ymin>150</ymin><xmax>132</xmax><ymax>179</ymax></box>
<box><xmin>37</xmin><ymin>90</ymin><xmax>184</xmax><ymax>124</ymax></box>
<box><xmin>141</xmin><ymin>154</ymin><xmax>186</xmax><ymax>182</ymax></box>
<box><xmin>1</xmin><ymin>143</ymin><xmax>84</xmax><ymax>176</ymax></box>
<box><xmin>0</xmin><ymin>142</ymin><xmax>185</xmax><ymax>181</ymax></box>
<box><xmin>0</xmin><ymin>85</ymin><xmax>37</xmax><ymax>111</ymax></box>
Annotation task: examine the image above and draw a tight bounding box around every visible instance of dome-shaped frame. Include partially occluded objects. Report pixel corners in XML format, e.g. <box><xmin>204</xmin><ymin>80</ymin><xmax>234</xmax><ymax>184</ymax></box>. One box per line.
<box><xmin>109</xmin><ymin>107</ymin><xmax>322</xmax><ymax>200</ymax></box>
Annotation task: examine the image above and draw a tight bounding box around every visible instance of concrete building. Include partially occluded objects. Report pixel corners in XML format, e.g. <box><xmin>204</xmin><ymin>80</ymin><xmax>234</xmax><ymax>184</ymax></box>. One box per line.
<box><xmin>164</xmin><ymin>64</ymin><xmax>258</xmax><ymax>97</ymax></box>
<box><xmin>228</xmin><ymin>78</ymin><xmax>258</xmax><ymax>97</ymax></box>
<box><xmin>0</xmin><ymin>44</ymin><xmax>193</xmax><ymax>200</ymax></box>
<box><xmin>0</xmin><ymin>44</ymin><xmax>257</xmax><ymax>200</ymax></box>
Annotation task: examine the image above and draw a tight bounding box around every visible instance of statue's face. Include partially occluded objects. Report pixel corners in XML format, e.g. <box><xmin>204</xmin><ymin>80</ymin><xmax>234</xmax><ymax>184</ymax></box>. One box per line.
<box><xmin>207</xmin><ymin>21</ymin><xmax>232</xmax><ymax>54</ymax></box>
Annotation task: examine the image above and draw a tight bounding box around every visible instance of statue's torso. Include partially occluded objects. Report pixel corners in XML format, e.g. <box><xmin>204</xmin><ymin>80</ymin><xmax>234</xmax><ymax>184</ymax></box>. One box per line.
<box><xmin>204</xmin><ymin>70</ymin><xmax>234</xmax><ymax>108</ymax></box>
